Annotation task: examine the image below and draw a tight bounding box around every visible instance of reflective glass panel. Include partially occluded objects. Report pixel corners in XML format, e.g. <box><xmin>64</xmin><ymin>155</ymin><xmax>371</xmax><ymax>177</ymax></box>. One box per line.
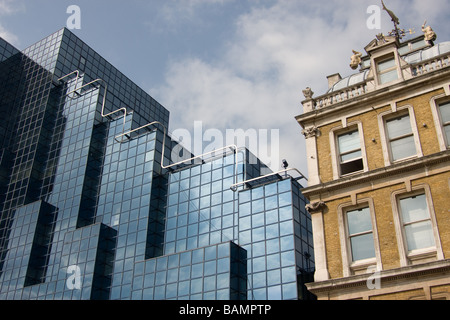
<box><xmin>350</xmin><ymin>233</ymin><xmax>375</xmax><ymax>261</ymax></box>
<box><xmin>386</xmin><ymin>115</ymin><xmax>412</xmax><ymax>139</ymax></box>
<box><xmin>347</xmin><ymin>207</ymin><xmax>372</xmax><ymax>235</ymax></box>
<box><xmin>390</xmin><ymin>136</ymin><xmax>416</xmax><ymax>161</ymax></box>
<box><xmin>399</xmin><ymin>194</ymin><xmax>429</xmax><ymax>224</ymax></box>
<box><xmin>404</xmin><ymin>221</ymin><xmax>435</xmax><ymax>251</ymax></box>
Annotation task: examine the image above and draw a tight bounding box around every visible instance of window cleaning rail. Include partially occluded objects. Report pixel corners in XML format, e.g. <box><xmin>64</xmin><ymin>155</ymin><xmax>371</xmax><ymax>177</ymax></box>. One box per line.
<box><xmin>57</xmin><ymin>71</ymin><xmax>241</xmax><ymax>186</ymax></box>
<box><xmin>229</xmin><ymin>168</ymin><xmax>308</xmax><ymax>192</ymax></box>
<box><xmin>58</xmin><ymin>70</ymin><xmax>307</xmax><ymax>192</ymax></box>
<box><xmin>58</xmin><ymin>70</ymin><xmax>128</xmax><ymax>143</ymax></box>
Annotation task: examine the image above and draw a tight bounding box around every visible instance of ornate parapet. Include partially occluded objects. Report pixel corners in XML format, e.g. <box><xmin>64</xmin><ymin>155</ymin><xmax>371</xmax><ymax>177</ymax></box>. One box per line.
<box><xmin>301</xmin><ymin>87</ymin><xmax>316</xmax><ymax>113</ymax></box>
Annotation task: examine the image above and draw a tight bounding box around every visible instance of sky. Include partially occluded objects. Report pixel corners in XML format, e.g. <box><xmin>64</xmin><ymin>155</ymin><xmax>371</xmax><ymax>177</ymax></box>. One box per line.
<box><xmin>1</xmin><ymin>0</ymin><xmax>449</xmax><ymax>184</ymax></box>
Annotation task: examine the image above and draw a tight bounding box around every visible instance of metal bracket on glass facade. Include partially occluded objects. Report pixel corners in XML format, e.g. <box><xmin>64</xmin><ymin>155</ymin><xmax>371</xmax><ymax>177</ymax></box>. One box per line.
<box><xmin>230</xmin><ymin>168</ymin><xmax>308</xmax><ymax>192</ymax></box>
<box><xmin>114</xmin><ymin>118</ymin><xmax>240</xmax><ymax>185</ymax></box>
<box><xmin>57</xmin><ymin>70</ymin><xmax>128</xmax><ymax>143</ymax></box>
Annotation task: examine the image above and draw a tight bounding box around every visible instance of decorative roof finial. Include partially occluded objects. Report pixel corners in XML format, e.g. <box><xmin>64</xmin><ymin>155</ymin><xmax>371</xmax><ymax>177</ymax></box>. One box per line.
<box><xmin>302</xmin><ymin>87</ymin><xmax>314</xmax><ymax>100</ymax></box>
<box><xmin>381</xmin><ymin>0</ymin><xmax>403</xmax><ymax>40</ymax></box>
<box><xmin>381</xmin><ymin>0</ymin><xmax>400</xmax><ymax>26</ymax></box>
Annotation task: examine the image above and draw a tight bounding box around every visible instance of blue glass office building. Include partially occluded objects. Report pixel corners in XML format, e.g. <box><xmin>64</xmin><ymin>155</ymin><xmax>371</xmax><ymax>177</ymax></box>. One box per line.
<box><xmin>0</xmin><ymin>28</ymin><xmax>314</xmax><ymax>300</ymax></box>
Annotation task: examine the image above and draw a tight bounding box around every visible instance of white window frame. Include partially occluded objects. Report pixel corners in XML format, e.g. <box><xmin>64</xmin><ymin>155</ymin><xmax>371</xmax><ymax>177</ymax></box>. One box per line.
<box><xmin>338</xmin><ymin>198</ymin><xmax>382</xmax><ymax>277</ymax></box>
<box><xmin>376</xmin><ymin>54</ymin><xmax>399</xmax><ymax>85</ymax></box>
<box><xmin>430</xmin><ymin>94</ymin><xmax>450</xmax><ymax>151</ymax></box>
<box><xmin>330</xmin><ymin>122</ymin><xmax>368</xmax><ymax>180</ymax></box>
<box><xmin>378</xmin><ymin>105</ymin><xmax>423</xmax><ymax>166</ymax></box>
<box><xmin>391</xmin><ymin>185</ymin><xmax>444</xmax><ymax>267</ymax></box>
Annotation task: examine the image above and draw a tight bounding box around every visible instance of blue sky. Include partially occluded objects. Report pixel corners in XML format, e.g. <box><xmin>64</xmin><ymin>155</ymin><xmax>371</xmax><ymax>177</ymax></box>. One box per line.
<box><xmin>1</xmin><ymin>0</ymin><xmax>449</xmax><ymax>180</ymax></box>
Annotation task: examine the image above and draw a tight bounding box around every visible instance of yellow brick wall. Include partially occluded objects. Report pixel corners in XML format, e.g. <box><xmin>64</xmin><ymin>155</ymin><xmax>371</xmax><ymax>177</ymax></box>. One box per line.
<box><xmin>316</xmin><ymin>122</ymin><xmax>335</xmax><ymax>183</ymax></box>
<box><xmin>369</xmin><ymin>289</ymin><xmax>424</xmax><ymax>300</ymax></box>
<box><xmin>322</xmin><ymin>174</ymin><xmax>450</xmax><ymax>279</ymax></box>
<box><xmin>316</xmin><ymin>89</ymin><xmax>446</xmax><ymax>184</ymax></box>
<box><xmin>397</xmin><ymin>90</ymin><xmax>443</xmax><ymax>157</ymax></box>
<box><xmin>431</xmin><ymin>284</ymin><xmax>450</xmax><ymax>299</ymax></box>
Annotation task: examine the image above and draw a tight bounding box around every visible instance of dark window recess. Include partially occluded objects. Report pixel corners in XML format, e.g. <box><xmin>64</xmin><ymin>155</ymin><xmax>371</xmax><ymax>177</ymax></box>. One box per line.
<box><xmin>340</xmin><ymin>158</ymin><xmax>364</xmax><ymax>176</ymax></box>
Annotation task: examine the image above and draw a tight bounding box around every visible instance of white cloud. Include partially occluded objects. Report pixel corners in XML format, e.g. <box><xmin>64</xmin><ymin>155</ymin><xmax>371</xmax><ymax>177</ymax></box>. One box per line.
<box><xmin>152</xmin><ymin>0</ymin><xmax>450</xmax><ymax>177</ymax></box>
<box><xmin>0</xmin><ymin>0</ymin><xmax>24</xmax><ymax>46</ymax></box>
<box><xmin>0</xmin><ymin>0</ymin><xmax>17</xmax><ymax>15</ymax></box>
<box><xmin>0</xmin><ymin>24</ymin><xmax>19</xmax><ymax>45</ymax></box>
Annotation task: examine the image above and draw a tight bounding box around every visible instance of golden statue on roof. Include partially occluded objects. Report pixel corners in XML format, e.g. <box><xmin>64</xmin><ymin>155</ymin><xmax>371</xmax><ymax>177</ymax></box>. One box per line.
<box><xmin>422</xmin><ymin>20</ymin><xmax>437</xmax><ymax>43</ymax></box>
<box><xmin>350</xmin><ymin>50</ymin><xmax>362</xmax><ymax>70</ymax></box>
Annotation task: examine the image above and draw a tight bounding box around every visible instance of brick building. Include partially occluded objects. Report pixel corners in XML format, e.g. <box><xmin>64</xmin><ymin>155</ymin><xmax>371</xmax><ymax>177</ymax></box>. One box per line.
<box><xmin>296</xmin><ymin>23</ymin><xmax>450</xmax><ymax>300</ymax></box>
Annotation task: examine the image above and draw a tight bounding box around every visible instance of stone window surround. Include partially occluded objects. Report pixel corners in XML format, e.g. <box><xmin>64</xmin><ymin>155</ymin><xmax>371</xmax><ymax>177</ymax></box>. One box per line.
<box><xmin>329</xmin><ymin>121</ymin><xmax>368</xmax><ymax>180</ymax></box>
<box><xmin>390</xmin><ymin>184</ymin><xmax>444</xmax><ymax>267</ymax></box>
<box><xmin>377</xmin><ymin>104</ymin><xmax>423</xmax><ymax>166</ymax></box>
<box><xmin>337</xmin><ymin>198</ymin><xmax>382</xmax><ymax>277</ymax></box>
<box><xmin>430</xmin><ymin>93</ymin><xmax>450</xmax><ymax>151</ymax></box>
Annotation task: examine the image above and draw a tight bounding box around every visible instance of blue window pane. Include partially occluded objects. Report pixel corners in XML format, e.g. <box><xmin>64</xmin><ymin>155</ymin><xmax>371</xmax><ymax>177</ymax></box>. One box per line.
<box><xmin>267</xmin><ymin>285</ymin><xmax>282</xmax><ymax>300</ymax></box>
<box><xmin>266</xmin><ymin>238</ymin><xmax>280</xmax><ymax>254</ymax></box>
<box><xmin>266</xmin><ymin>254</ymin><xmax>280</xmax><ymax>270</ymax></box>
<box><xmin>252</xmin><ymin>199</ymin><xmax>264</xmax><ymax>213</ymax></box>
<box><xmin>167</xmin><ymin>268</ymin><xmax>178</xmax><ymax>283</ymax></box>
<box><xmin>217</xmin><ymin>273</ymin><xmax>229</xmax><ymax>290</ymax></box>
<box><xmin>178</xmin><ymin>280</ymin><xmax>190</xmax><ymax>296</ymax></box>
<box><xmin>217</xmin><ymin>258</ymin><xmax>230</xmax><ymax>273</ymax></box>
<box><xmin>280</xmin><ymin>221</ymin><xmax>293</xmax><ymax>236</ymax></box>
<box><xmin>281</xmin><ymin>266</ymin><xmax>297</xmax><ymax>283</ymax></box>
<box><xmin>252</xmin><ymin>227</ymin><xmax>265</xmax><ymax>242</ymax></box>
<box><xmin>265</xmin><ymin>209</ymin><xmax>279</xmax><ymax>224</ymax></box>
<box><xmin>191</xmin><ymin>279</ymin><xmax>203</xmax><ymax>294</ymax></box>
<box><xmin>204</xmin><ymin>260</ymin><xmax>217</xmax><ymax>276</ymax></box>
<box><xmin>179</xmin><ymin>266</ymin><xmax>191</xmax><ymax>281</ymax></box>
<box><xmin>218</xmin><ymin>243</ymin><xmax>229</xmax><ymax>258</ymax></box>
<box><xmin>252</xmin><ymin>257</ymin><xmax>266</xmax><ymax>273</ymax></box>
<box><xmin>204</xmin><ymin>275</ymin><xmax>216</xmax><ymax>292</ymax></box>
<box><xmin>281</xmin><ymin>251</ymin><xmax>295</xmax><ymax>267</ymax></box>
<box><xmin>252</xmin><ymin>272</ymin><xmax>266</xmax><ymax>288</ymax></box>
<box><xmin>267</xmin><ymin>269</ymin><xmax>281</xmax><ymax>286</ymax></box>
<box><xmin>252</xmin><ymin>288</ymin><xmax>267</xmax><ymax>300</ymax></box>
<box><xmin>166</xmin><ymin>283</ymin><xmax>177</xmax><ymax>299</ymax></box>
<box><xmin>252</xmin><ymin>241</ymin><xmax>265</xmax><ymax>257</ymax></box>
<box><xmin>265</xmin><ymin>195</ymin><xmax>278</xmax><ymax>211</ymax></box>
<box><xmin>191</xmin><ymin>263</ymin><xmax>203</xmax><ymax>278</ymax></box>
<box><xmin>279</xmin><ymin>193</ymin><xmax>292</xmax><ymax>207</ymax></box>
<box><xmin>180</xmin><ymin>251</ymin><xmax>192</xmax><ymax>266</ymax></box>
<box><xmin>282</xmin><ymin>282</ymin><xmax>298</xmax><ymax>300</ymax></box>
<box><xmin>266</xmin><ymin>224</ymin><xmax>279</xmax><ymax>240</ymax></box>
<box><xmin>265</xmin><ymin>183</ymin><xmax>278</xmax><ymax>196</ymax></box>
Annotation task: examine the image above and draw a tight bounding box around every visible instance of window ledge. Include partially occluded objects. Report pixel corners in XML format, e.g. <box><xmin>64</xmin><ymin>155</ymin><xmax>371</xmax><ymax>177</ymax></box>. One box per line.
<box><xmin>389</xmin><ymin>154</ymin><xmax>419</xmax><ymax>166</ymax></box>
<box><xmin>339</xmin><ymin>169</ymin><xmax>365</xmax><ymax>179</ymax></box>
<box><xmin>350</xmin><ymin>258</ymin><xmax>377</xmax><ymax>275</ymax></box>
<box><xmin>408</xmin><ymin>248</ymin><xmax>437</xmax><ymax>265</ymax></box>
<box><xmin>302</xmin><ymin>150</ymin><xmax>450</xmax><ymax>196</ymax></box>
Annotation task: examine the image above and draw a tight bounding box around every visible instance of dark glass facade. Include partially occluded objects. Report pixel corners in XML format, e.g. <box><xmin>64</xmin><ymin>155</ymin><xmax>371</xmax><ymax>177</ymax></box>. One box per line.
<box><xmin>0</xmin><ymin>28</ymin><xmax>314</xmax><ymax>300</ymax></box>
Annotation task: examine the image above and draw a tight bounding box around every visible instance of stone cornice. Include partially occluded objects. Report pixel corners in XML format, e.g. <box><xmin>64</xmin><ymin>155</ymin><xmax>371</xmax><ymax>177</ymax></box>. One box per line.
<box><xmin>296</xmin><ymin>67</ymin><xmax>450</xmax><ymax>125</ymax></box>
<box><xmin>306</xmin><ymin>259</ymin><xmax>450</xmax><ymax>294</ymax></box>
<box><xmin>301</xmin><ymin>150</ymin><xmax>450</xmax><ymax>197</ymax></box>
